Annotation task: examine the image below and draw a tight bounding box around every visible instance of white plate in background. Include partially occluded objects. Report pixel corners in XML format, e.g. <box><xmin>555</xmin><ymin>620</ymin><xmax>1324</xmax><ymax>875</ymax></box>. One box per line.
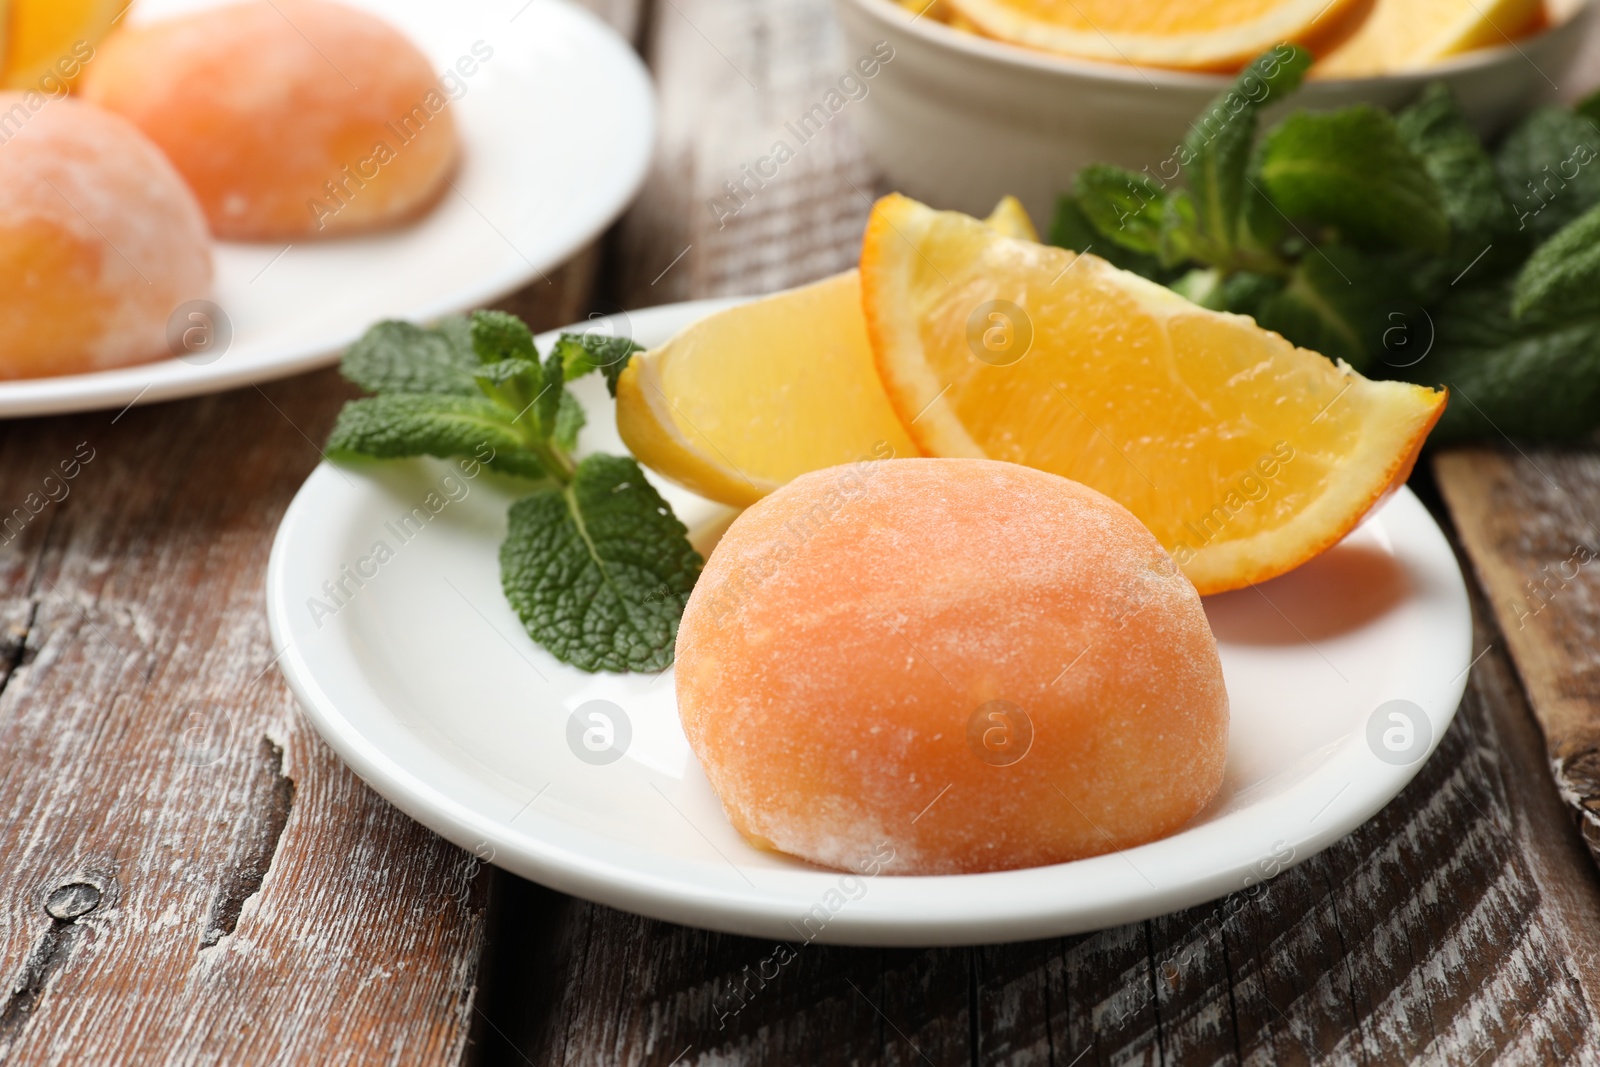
<box><xmin>268</xmin><ymin>300</ymin><xmax>1473</xmax><ymax>946</ymax></box>
<box><xmin>0</xmin><ymin>0</ymin><xmax>653</xmax><ymax>418</ymax></box>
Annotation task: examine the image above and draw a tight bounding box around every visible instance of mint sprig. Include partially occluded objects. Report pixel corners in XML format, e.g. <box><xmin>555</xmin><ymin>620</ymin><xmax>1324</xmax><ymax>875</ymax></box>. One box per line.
<box><xmin>326</xmin><ymin>311</ymin><xmax>701</xmax><ymax>672</ymax></box>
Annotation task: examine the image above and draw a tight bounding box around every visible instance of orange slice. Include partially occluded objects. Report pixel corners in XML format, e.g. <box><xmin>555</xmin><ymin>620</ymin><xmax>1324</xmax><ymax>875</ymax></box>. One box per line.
<box><xmin>860</xmin><ymin>194</ymin><xmax>1446</xmax><ymax>595</ymax></box>
<box><xmin>943</xmin><ymin>0</ymin><xmax>1363</xmax><ymax>70</ymax></box>
<box><xmin>616</xmin><ymin>198</ymin><xmax>1036</xmax><ymax>508</ymax></box>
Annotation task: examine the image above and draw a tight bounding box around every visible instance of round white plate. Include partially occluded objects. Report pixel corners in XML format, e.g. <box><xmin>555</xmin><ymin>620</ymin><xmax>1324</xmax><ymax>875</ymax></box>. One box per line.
<box><xmin>268</xmin><ymin>300</ymin><xmax>1473</xmax><ymax>946</ymax></box>
<box><xmin>0</xmin><ymin>0</ymin><xmax>654</xmax><ymax>418</ymax></box>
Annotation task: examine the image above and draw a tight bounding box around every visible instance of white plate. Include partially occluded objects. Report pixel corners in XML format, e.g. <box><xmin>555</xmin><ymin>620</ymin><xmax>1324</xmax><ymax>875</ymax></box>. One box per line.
<box><xmin>0</xmin><ymin>0</ymin><xmax>654</xmax><ymax>418</ymax></box>
<box><xmin>267</xmin><ymin>300</ymin><xmax>1473</xmax><ymax>946</ymax></box>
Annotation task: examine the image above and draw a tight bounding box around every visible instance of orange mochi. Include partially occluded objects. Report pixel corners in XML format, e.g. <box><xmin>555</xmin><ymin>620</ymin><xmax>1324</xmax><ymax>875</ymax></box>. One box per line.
<box><xmin>676</xmin><ymin>458</ymin><xmax>1229</xmax><ymax>876</ymax></box>
<box><xmin>0</xmin><ymin>94</ymin><xmax>211</xmax><ymax>380</ymax></box>
<box><xmin>81</xmin><ymin>0</ymin><xmax>460</xmax><ymax>240</ymax></box>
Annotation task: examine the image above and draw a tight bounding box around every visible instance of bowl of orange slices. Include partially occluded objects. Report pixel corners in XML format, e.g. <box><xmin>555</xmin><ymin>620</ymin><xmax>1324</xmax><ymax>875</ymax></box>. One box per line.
<box><xmin>835</xmin><ymin>0</ymin><xmax>1595</xmax><ymax>223</ymax></box>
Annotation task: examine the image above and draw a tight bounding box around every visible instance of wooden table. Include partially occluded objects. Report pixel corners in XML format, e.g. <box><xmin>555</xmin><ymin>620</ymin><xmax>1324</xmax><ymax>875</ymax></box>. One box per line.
<box><xmin>5</xmin><ymin>2</ymin><xmax>1600</xmax><ymax>1064</ymax></box>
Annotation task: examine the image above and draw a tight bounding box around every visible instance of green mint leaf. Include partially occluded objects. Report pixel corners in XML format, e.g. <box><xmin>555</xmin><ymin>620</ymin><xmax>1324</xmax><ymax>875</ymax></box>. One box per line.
<box><xmin>1213</xmin><ymin>270</ymin><xmax>1284</xmax><ymax>316</ymax></box>
<box><xmin>470</xmin><ymin>309</ymin><xmax>537</xmax><ymax>365</ymax></box>
<box><xmin>1259</xmin><ymin>105</ymin><xmax>1449</xmax><ymax>252</ymax></box>
<box><xmin>1578</xmin><ymin>86</ymin><xmax>1600</xmax><ymax>127</ymax></box>
<box><xmin>551</xmin><ymin>332</ymin><xmax>645</xmax><ymax>396</ymax></box>
<box><xmin>499</xmin><ymin>453</ymin><xmax>702</xmax><ymax>673</ymax></box>
<box><xmin>1495</xmin><ymin>105</ymin><xmax>1600</xmax><ymax>243</ymax></box>
<box><xmin>1253</xmin><ymin>246</ymin><xmax>1401</xmax><ymax>371</ymax></box>
<box><xmin>1183</xmin><ymin>44</ymin><xmax>1311</xmax><ymax>258</ymax></box>
<box><xmin>537</xmin><ymin>349</ymin><xmax>566</xmax><ymax>435</ymax></box>
<box><xmin>1511</xmin><ymin>199</ymin><xmax>1600</xmax><ymax>324</ymax></box>
<box><xmin>553</xmin><ymin>391</ymin><xmax>587</xmax><ymax>452</ymax></box>
<box><xmin>1397</xmin><ymin>83</ymin><xmax>1516</xmax><ymax>245</ymax></box>
<box><xmin>473</xmin><ymin>358</ymin><xmax>541</xmax><ymax>388</ymax></box>
<box><xmin>1169</xmin><ymin>267</ymin><xmax>1222</xmax><ymax>306</ymax></box>
<box><xmin>1047</xmin><ymin>195</ymin><xmax>1169</xmax><ymax>279</ymax></box>
<box><xmin>1395</xmin><ymin>83</ymin><xmax>1521</xmax><ymax>297</ymax></box>
<box><xmin>472</xmin><ymin>357</ymin><xmax>545</xmax><ymax>434</ymax></box>
<box><xmin>1238</xmin><ymin>180</ymin><xmax>1290</xmax><ymax>259</ymax></box>
<box><xmin>1403</xmin><ymin>279</ymin><xmax>1600</xmax><ymax>443</ymax></box>
<box><xmin>340</xmin><ymin>319</ymin><xmax>480</xmax><ymax>397</ymax></box>
<box><xmin>327</xmin><ymin>394</ymin><xmax>546</xmax><ymax>478</ymax></box>
<box><xmin>1073</xmin><ymin>164</ymin><xmax>1166</xmax><ymax>256</ymax></box>
<box><xmin>1170</xmin><ymin>267</ymin><xmax>1283</xmax><ymax>314</ymax></box>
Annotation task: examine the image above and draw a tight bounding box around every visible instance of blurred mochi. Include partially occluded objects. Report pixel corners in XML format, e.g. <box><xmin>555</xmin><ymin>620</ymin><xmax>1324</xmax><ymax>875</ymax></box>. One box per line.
<box><xmin>82</xmin><ymin>0</ymin><xmax>462</xmax><ymax>240</ymax></box>
<box><xmin>676</xmin><ymin>458</ymin><xmax>1230</xmax><ymax>876</ymax></box>
<box><xmin>0</xmin><ymin>94</ymin><xmax>211</xmax><ymax>379</ymax></box>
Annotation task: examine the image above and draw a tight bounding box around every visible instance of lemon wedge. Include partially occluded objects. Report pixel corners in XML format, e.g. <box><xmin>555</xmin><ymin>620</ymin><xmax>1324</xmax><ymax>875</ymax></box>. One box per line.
<box><xmin>616</xmin><ymin>198</ymin><xmax>1036</xmax><ymax>507</ymax></box>
<box><xmin>1314</xmin><ymin>0</ymin><xmax>1544</xmax><ymax>75</ymax></box>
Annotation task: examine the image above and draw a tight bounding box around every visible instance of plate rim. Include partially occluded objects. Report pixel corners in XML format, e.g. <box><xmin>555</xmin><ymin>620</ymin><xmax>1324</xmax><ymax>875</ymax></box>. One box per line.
<box><xmin>267</xmin><ymin>299</ymin><xmax>1474</xmax><ymax>946</ymax></box>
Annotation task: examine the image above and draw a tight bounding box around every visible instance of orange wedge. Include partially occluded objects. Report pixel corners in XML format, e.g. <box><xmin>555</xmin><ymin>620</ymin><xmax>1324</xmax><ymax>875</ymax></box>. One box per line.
<box><xmin>616</xmin><ymin>198</ymin><xmax>1036</xmax><ymax>508</ymax></box>
<box><xmin>860</xmin><ymin>194</ymin><xmax>1446</xmax><ymax>595</ymax></box>
<box><xmin>2</xmin><ymin>0</ymin><xmax>121</xmax><ymax>90</ymax></box>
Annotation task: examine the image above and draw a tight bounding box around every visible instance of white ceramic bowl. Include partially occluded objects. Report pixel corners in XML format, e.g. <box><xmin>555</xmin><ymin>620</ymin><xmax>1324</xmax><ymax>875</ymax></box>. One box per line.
<box><xmin>835</xmin><ymin>0</ymin><xmax>1596</xmax><ymax>223</ymax></box>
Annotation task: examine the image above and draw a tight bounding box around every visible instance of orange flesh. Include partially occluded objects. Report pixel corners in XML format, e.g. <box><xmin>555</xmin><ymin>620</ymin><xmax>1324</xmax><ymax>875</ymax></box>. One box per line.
<box><xmin>986</xmin><ymin>0</ymin><xmax>1317</xmax><ymax>33</ymax></box>
<box><xmin>860</xmin><ymin>195</ymin><xmax>1445</xmax><ymax>595</ymax></box>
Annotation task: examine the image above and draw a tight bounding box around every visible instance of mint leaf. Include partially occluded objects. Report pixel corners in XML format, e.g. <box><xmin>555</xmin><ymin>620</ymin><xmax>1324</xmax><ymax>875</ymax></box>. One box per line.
<box><xmin>500</xmin><ymin>454</ymin><xmax>702</xmax><ymax>672</ymax></box>
<box><xmin>1254</xmin><ymin>247</ymin><xmax>1396</xmax><ymax>371</ymax></box>
<box><xmin>1396</xmin><ymin>83</ymin><xmax>1522</xmax><ymax>299</ymax></box>
<box><xmin>1170</xmin><ymin>267</ymin><xmax>1222</xmax><ymax>306</ymax></box>
<box><xmin>1047</xmin><ymin>195</ymin><xmax>1168</xmax><ymax>279</ymax></box>
<box><xmin>1496</xmin><ymin>105</ymin><xmax>1600</xmax><ymax>243</ymax></box>
<box><xmin>1511</xmin><ymin>199</ymin><xmax>1600</xmax><ymax>323</ymax></box>
<box><xmin>1259</xmin><ymin>105</ymin><xmax>1449</xmax><ymax>252</ymax></box>
<box><xmin>1073</xmin><ymin>164</ymin><xmax>1167</xmax><ymax>256</ymax></box>
<box><xmin>1406</xmin><ymin>280</ymin><xmax>1600</xmax><ymax>443</ymax></box>
<box><xmin>1578</xmin><ymin>87</ymin><xmax>1600</xmax><ymax>127</ymax></box>
<box><xmin>553</xmin><ymin>392</ymin><xmax>586</xmax><ymax>452</ymax></box>
<box><xmin>341</xmin><ymin>319</ymin><xmax>480</xmax><ymax>396</ymax></box>
<box><xmin>1183</xmin><ymin>44</ymin><xmax>1310</xmax><ymax>259</ymax></box>
<box><xmin>470</xmin><ymin>309</ymin><xmax>537</xmax><ymax>364</ymax></box>
<box><xmin>551</xmin><ymin>332</ymin><xmax>645</xmax><ymax>397</ymax></box>
<box><xmin>1397</xmin><ymin>84</ymin><xmax>1516</xmax><ymax>247</ymax></box>
<box><xmin>468</xmin><ymin>358</ymin><xmax>544</xmax><ymax>448</ymax></box>
<box><xmin>327</xmin><ymin>394</ymin><xmax>547</xmax><ymax>478</ymax></box>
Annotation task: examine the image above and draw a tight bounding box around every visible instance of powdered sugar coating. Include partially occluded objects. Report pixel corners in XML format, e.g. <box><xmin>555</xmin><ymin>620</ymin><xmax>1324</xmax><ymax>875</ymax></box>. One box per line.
<box><xmin>0</xmin><ymin>94</ymin><xmax>211</xmax><ymax>379</ymax></box>
<box><xmin>677</xmin><ymin>458</ymin><xmax>1229</xmax><ymax>875</ymax></box>
<box><xmin>82</xmin><ymin>0</ymin><xmax>459</xmax><ymax>240</ymax></box>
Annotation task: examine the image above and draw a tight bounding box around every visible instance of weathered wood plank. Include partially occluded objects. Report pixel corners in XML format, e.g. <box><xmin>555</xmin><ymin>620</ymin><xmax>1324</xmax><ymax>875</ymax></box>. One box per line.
<box><xmin>0</xmin><ymin>240</ymin><xmax>602</xmax><ymax>1067</ymax></box>
<box><xmin>0</xmin><ymin>371</ymin><xmax>490</xmax><ymax>1065</ymax></box>
<box><xmin>609</xmin><ymin>0</ymin><xmax>881</xmax><ymax>308</ymax></box>
<box><xmin>1435</xmin><ymin>449</ymin><xmax>1600</xmax><ymax>868</ymax></box>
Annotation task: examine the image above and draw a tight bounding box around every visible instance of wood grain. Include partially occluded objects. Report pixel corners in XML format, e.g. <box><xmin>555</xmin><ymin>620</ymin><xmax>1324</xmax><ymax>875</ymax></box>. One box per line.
<box><xmin>0</xmin><ymin>373</ymin><xmax>488</xmax><ymax>1065</ymax></box>
<box><xmin>0</xmin><ymin>247</ymin><xmax>606</xmax><ymax>1066</ymax></box>
<box><xmin>609</xmin><ymin>0</ymin><xmax>882</xmax><ymax>308</ymax></box>
<box><xmin>1436</xmin><ymin>448</ymin><xmax>1600</xmax><ymax>867</ymax></box>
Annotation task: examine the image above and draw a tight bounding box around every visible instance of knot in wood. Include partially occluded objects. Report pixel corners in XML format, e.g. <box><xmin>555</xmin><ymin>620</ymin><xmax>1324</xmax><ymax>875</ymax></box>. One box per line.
<box><xmin>45</xmin><ymin>882</ymin><xmax>101</xmax><ymax>922</ymax></box>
